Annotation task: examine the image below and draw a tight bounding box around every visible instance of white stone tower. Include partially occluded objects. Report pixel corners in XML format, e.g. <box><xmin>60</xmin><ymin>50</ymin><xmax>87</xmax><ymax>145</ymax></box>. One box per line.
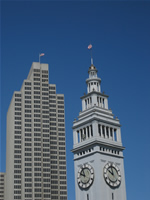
<box><xmin>72</xmin><ymin>64</ymin><xmax>127</xmax><ymax>200</ymax></box>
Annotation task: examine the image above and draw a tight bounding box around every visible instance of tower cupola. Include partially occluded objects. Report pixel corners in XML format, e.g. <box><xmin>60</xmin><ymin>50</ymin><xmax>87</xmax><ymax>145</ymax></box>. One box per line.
<box><xmin>86</xmin><ymin>64</ymin><xmax>101</xmax><ymax>93</ymax></box>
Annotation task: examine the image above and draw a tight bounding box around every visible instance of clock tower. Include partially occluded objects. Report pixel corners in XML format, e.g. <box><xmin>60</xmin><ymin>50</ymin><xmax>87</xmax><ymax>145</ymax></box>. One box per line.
<box><xmin>72</xmin><ymin>63</ymin><xmax>127</xmax><ymax>200</ymax></box>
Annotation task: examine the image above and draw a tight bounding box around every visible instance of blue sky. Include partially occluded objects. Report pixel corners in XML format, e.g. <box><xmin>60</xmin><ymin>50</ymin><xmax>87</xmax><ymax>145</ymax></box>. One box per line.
<box><xmin>1</xmin><ymin>1</ymin><xmax>150</xmax><ymax>200</ymax></box>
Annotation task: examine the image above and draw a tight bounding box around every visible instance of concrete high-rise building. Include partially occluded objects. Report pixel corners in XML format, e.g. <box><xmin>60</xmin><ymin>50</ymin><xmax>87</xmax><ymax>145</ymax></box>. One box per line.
<box><xmin>5</xmin><ymin>62</ymin><xmax>67</xmax><ymax>200</ymax></box>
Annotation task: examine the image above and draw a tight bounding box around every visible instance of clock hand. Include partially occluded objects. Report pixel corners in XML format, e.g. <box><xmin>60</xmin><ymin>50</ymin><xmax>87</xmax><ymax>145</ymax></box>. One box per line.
<box><xmin>80</xmin><ymin>170</ymin><xmax>85</xmax><ymax>177</ymax></box>
<box><xmin>111</xmin><ymin>167</ymin><xmax>114</xmax><ymax>176</ymax></box>
<box><xmin>108</xmin><ymin>168</ymin><xmax>113</xmax><ymax>176</ymax></box>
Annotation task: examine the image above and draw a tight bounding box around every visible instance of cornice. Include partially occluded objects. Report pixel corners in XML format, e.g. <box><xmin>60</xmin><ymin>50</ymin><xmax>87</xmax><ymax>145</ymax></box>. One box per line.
<box><xmin>80</xmin><ymin>91</ymin><xmax>109</xmax><ymax>99</ymax></box>
<box><xmin>72</xmin><ymin>139</ymin><xmax>125</xmax><ymax>153</ymax></box>
<box><xmin>73</xmin><ymin>114</ymin><xmax>121</xmax><ymax>129</ymax></box>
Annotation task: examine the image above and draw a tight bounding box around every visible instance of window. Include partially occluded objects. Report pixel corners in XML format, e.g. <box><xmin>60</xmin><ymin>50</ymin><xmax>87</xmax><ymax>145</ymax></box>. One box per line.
<box><xmin>49</xmin><ymin>91</ymin><xmax>56</xmax><ymax>94</ymax></box>
<box><xmin>25</xmin><ymin>87</ymin><xmax>31</xmax><ymax>90</ymax></box>
<box><xmin>34</xmin><ymin>100</ymin><xmax>40</xmax><ymax>104</ymax></box>
<box><xmin>34</xmin><ymin>183</ymin><xmax>41</xmax><ymax>187</ymax></box>
<box><xmin>25</xmin><ymin>100</ymin><xmax>31</xmax><ymax>104</ymax></box>
<box><xmin>15</xmin><ymin>121</ymin><xmax>21</xmax><ymax>124</ymax></box>
<box><xmin>25</xmin><ymin>148</ymin><xmax>31</xmax><ymax>151</ymax></box>
<box><xmin>33</xmin><ymin>73</ymin><xmax>40</xmax><ymax>76</ymax></box>
<box><xmin>34</xmin><ymin>96</ymin><xmax>40</xmax><ymax>99</ymax></box>
<box><xmin>42</xmin><ymin>70</ymin><xmax>48</xmax><ymax>74</ymax></box>
<box><xmin>42</xmin><ymin>87</ymin><xmax>48</xmax><ymax>91</ymax></box>
<box><xmin>42</xmin><ymin>83</ymin><xmax>48</xmax><ymax>87</ymax></box>
<box><xmin>49</xmin><ymin>100</ymin><xmax>56</xmax><ymax>103</ymax></box>
<box><xmin>25</xmin><ymin>91</ymin><xmax>31</xmax><ymax>95</ymax></box>
<box><xmin>42</xmin><ymin>101</ymin><xmax>48</xmax><ymax>104</ymax></box>
<box><xmin>59</xmin><ymin>137</ymin><xmax>65</xmax><ymax>141</ymax></box>
<box><xmin>15</xmin><ymin>112</ymin><xmax>21</xmax><ymax>115</ymax></box>
<box><xmin>57</xmin><ymin>96</ymin><xmax>64</xmax><ymax>100</ymax></box>
<box><xmin>34</xmin><ymin>78</ymin><xmax>40</xmax><ymax>81</ymax></box>
<box><xmin>25</xmin><ymin>194</ymin><xmax>32</xmax><ymax>198</ymax></box>
<box><xmin>34</xmin><ymin>123</ymin><xmax>41</xmax><ymax>127</ymax></box>
<box><xmin>42</xmin><ymin>92</ymin><xmax>48</xmax><ymax>96</ymax></box>
<box><xmin>15</xmin><ymin>94</ymin><xmax>21</xmax><ymax>97</ymax></box>
<box><xmin>58</xmin><ymin>124</ymin><xmax>64</xmax><ymax>127</ymax></box>
<box><xmin>25</xmin><ymin>124</ymin><xmax>31</xmax><ymax>127</ymax></box>
<box><xmin>58</xmin><ymin>110</ymin><xmax>64</xmax><ymax>113</ymax></box>
<box><xmin>34</xmin><ymin>91</ymin><xmax>40</xmax><ymax>95</ymax></box>
<box><xmin>50</xmin><ymin>104</ymin><xmax>56</xmax><ymax>108</ymax></box>
<box><xmin>15</xmin><ymin>103</ymin><xmax>21</xmax><ymax>106</ymax></box>
<box><xmin>57</xmin><ymin>101</ymin><xmax>64</xmax><ymax>104</ymax></box>
<box><xmin>25</xmin><ymin>158</ymin><xmax>32</xmax><ymax>161</ymax></box>
<box><xmin>25</xmin><ymin>132</ymin><xmax>31</xmax><ymax>136</ymax></box>
<box><xmin>34</xmin><ymin>114</ymin><xmax>40</xmax><ymax>118</ymax></box>
<box><xmin>25</xmin><ymin>183</ymin><xmax>32</xmax><ymax>187</ymax></box>
<box><xmin>34</xmin><ymin>118</ymin><xmax>41</xmax><ymax>122</ymax></box>
<box><xmin>25</xmin><ymin>128</ymin><xmax>31</xmax><ymax>132</ymax></box>
<box><xmin>34</xmin><ymin>69</ymin><xmax>40</xmax><ymax>72</ymax></box>
<box><xmin>34</xmin><ymin>162</ymin><xmax>41</xmax><ymax>166</ymax></box>
<box><xmin>58</xmin><ymin>114</ymin><xmax>64</xmax><ymax>118</ymax></box>
<box><xmin>34</xmin><ymin>157</ymin><xmax>41</xmax><ymax>161</ymax></box>
<box><xmin>49</xmin><ymin>95</ymin><xmax>56</xmax><ymax>99</ymax></box>
<box><xmin>34</xmin><ymin>82</ymin><xmax>40</xmax><ymax>85</ymax></box>
<box><xmin>25</xmin><ymin>173</ymin><xmax>32</xmax><ymax>177</ymax></box>
<box><xmin>58</xmin><ymin>105</ymin><xmax>64</xmax><ymax>109</ymax></box>
<box><xmin>25</xmin><ymin>96</ymin><xmax>31</xmax><ymax>99</ymax></box>
<box><xmin>14</xmin><ymin>185</ymin><xmax>21</xmax><ymax>189</ymax></box>
<box><xmin>15</xmin><ymin>98</ymin><xmax>21</xmax><ymax>102</ymax></box>
<box><xmin>25</xmin><ymin>82</ymin><xmax>31</xmax><ymax>85</ymax></box>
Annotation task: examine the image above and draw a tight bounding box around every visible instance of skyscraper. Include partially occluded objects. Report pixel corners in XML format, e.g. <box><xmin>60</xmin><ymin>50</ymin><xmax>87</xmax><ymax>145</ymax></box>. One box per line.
<box><xmin>5</xmin><ymin>62</ymin><xmax>67</xmax><ymax>200</ymax></box>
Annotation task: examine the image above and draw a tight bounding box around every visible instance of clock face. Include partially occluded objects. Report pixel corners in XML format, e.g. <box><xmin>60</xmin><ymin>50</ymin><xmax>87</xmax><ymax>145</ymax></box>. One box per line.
<box><xmin>77</xmin><ymin>164</ymin><xmax>94</xmax><ymax>189</ymax></box>
<box><xmin>103</xmin><ymin>162</ymin><xmax>121</xmax><ymax>187</ymax></box>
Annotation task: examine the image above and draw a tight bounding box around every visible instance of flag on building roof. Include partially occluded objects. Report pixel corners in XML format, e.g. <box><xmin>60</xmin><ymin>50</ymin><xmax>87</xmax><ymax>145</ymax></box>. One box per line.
<box><xmin>40</xmin><ymin>53</ymin><xmax>45</xmax><ymax>57</ymax></box>
<box><xmin>88</xmin><ymin>44</ymin><xmax>92</xmax><ymax>49</ymax></box>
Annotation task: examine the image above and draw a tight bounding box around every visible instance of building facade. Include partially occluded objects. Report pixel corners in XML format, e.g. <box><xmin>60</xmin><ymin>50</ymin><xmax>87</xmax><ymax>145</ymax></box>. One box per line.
<box><xmin>72</xmin><ymin>64</ymin><xmax>126</xmax><ymax>200</ymax></box>
<box><xmin>5</xmin><ymin>62</ymin><xmax>67</xmax><ymax>200</ymax></box>
<box><xmin>0</xmin><ymin>173</ymin><xmax>5</xmax><ymax>200</ymax></box>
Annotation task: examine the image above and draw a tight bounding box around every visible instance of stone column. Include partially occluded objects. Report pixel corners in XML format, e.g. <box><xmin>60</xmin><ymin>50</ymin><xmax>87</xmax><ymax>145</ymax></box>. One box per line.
<box><xmin>79</xmin><ymin>130</ymin><xmax>82</xmax><ymax>142</ymax></box>
<box><xmin>104</xmin><ymin>126</ymin><xmax>107</xmax><ymax>138</ymax></box>
<box><xmin>112</xmin><ymin>128</ymin><xmax>115</xmax><ymax>141</ymax></box>
<box><xmin>108</xmin><ymin>127</ymin><xmax>111</xmax><ymax>139</ymax></box>
<box><xmin>79</xmin><ymin>129</ymin><xmax>82</xmax><ymax>142</ymax></box>
<box><xmin>100</xmin><ymin>125</ymin><xmax>103</xmax><ymax>137</ymax></box>
<box><xmin>86</xmin><ymin>127</ymin><xmax>88</xmax><ymax>138</ymax></box>
<box><xmin>73</xmin><ymin>130</ymin><xmax>78</xmax><ymax>144</ymax></box>
<box><xmin>117</xmin><ymin>128</ymin><xmax>122</xmax><ymax>142</ymax></box>
<box><xmin>104</xmin><ymin>98</ymin><xmax>108</xmax><ymax>109</ymax></box>
<box><xmin>91</xmin><ymin>125</ymin><xmax>93</xmax><ymax>137</ymax></box>
<box><xmin>82</xmin><ymin>99</ymin><xmax>85</xmax><ymax>111</ymax></box>
<box><xmin>89</xmin><ymin>125</ymin><xmax>91</xmax><ymax>137</ymax></box>
<box><xmin>92</xmin><ymin>121</ymin><xmax>98</xmax><ymax>137</ymax></box>
<box><xmin>84</xmin><ymin>128</ymin><xmax>86</xmax><ymax>140</ymax></box>
<box><xmin>102</xmin><ymin>98</ymin><xmax>104</xmax><ymax>108</ymax></box>
<box><xmin>97</xmin><ymin>97</ymin><xmax>99</xmax><ymax>107</ymax></box>
<box><xmin>100</xmin><ymin>98</ymin><xmax>102</xmax><ymax>107</ymax></box>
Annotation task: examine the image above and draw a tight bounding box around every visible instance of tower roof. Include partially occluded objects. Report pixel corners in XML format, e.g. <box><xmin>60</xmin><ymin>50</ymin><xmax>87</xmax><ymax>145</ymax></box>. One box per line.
<box><xmin>88</xmin><ymin>64</ymin><xmax>98</xmax><ymax>73</ymax></box>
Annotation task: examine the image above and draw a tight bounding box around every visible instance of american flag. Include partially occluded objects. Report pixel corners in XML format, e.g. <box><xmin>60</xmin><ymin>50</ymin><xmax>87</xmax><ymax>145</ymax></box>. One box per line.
<box><xmin>40</xmin><ymin>53</ymin><xmax>45</xmax><ymax>57</ymax></box>
<box><xmin>88</xmin><ymin>44</ymin><xmax>92</xmax><ymax>49</ymax></box>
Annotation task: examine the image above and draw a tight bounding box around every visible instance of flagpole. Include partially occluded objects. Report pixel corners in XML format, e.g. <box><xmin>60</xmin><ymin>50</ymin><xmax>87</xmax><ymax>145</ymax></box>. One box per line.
<box><xmin>39</xmin><ymin>53</ymin><xmax>45</xmax><ymax>64</ymax></box>
<box><xmin>90</xmin><ymin>48</ymin><xmax>93</xmax><ymax>65</ymax></box>
<box><xmin>88</xmin><ymin>44</ymin><xmax>93</xmax><ymax>65</ymax></box>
